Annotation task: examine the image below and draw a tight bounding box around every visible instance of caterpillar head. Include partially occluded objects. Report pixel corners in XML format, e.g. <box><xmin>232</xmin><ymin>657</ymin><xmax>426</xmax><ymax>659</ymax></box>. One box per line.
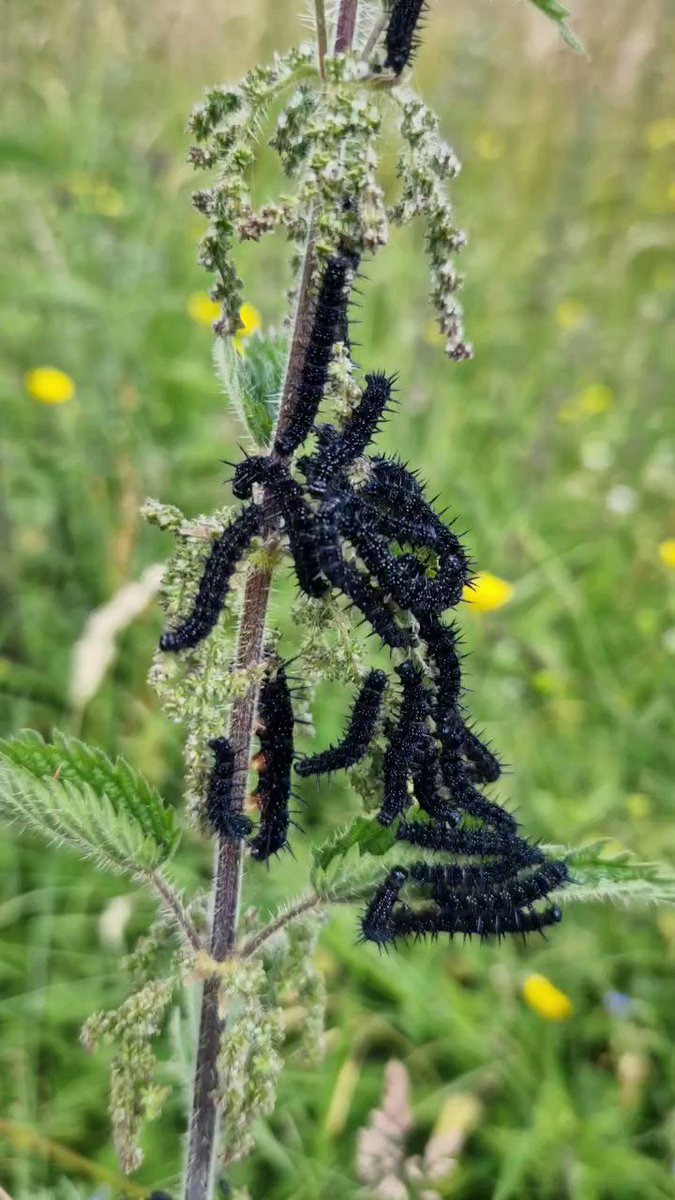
<box><xmin>232</xmin><ymin>456</ymin><xmax>270</xmax><ymax>498</ymax></box>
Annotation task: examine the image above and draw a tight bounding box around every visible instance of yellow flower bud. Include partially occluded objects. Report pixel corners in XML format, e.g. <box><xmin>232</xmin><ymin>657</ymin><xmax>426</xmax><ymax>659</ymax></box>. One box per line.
<box><xmin>238</xmin><ymin>302</ymin><xmax>262</xmax><ymax>338</ymax></box>
<box><xmin>522</xmin><ymin>973</ymin><xmax>572</xmax><ymax>1022</ymax></box>
<box><xmin>25</xmin><ymin>367</ymin><xmax>76</xmax><ymax>405</ymax></box>
<box><xmin>463</xmin><ymin>572</ymin><xmax>514</xmax><ymax>613</ymax></box>
<box><xmin>187</xmin><ymin>292</ymin><xmax>221</xmax><ymax>327</ymax></box>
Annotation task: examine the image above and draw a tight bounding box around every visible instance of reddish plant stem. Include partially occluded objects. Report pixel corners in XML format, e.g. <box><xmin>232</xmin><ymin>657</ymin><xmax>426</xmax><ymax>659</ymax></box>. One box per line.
<box><xmin>183</xmin><ymin>3</ymin><xmax>359</xmax><ymax>1196</ymax></box>
<box><xmin>183</xmin><ymin>566</ymin><xmax>272</xmax><ymax>1200</ymax></box>
<box><xmin>334</xmin><ymin>0</ymin><xmax>359</xmax><ymax>53</ymax></box>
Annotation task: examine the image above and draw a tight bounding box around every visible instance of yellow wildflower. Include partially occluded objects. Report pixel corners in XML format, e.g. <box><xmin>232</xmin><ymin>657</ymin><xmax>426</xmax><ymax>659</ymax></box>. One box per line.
<box><xmin>188</xmin><ymin>292</ymin><xmax>222</xmax><ymax>327</ymax></box>
<box><xmin>188</xmin><ymin>297</ymin><xmax>262</xmax><ymax>347</ymax></box>
<box><xmin>558</xmin><ymin>383</ymin><xmax>614</xmax><ymax>424</ymax></box>
<box><xmin>555</xmin><ymin>298</ymin><xmax>586</xmax><ymax>331</ymax></box>
<box><xmin>645</xmin><ymin>116</ymin><xmax>675</xmax><ymax>152</ymax></box>
<box><xmin>522</xmin><ymin>974</ymin><xmax>572</xmax><ymax>1022</ymax></box>
<box><xmin>659</xmin><ymin>539</ymin><xmax>675</xmax><ymax>569</ymax></box>
<box><xmin>474</xmin><ymin>130</ymin><xmax>505</xmax><ymax>161</ymax></box>
<box><xmin>25</xmin><ymin>367</ymin><xmax>76</xmax><ymax>405</ymax></box>
<box><xmin>463</xmin><ymin>572</ymin><xmax>514</xmax><ymax>613</ymax></box>
<box><xmin>626</xmin><ymin>792</ymin><xmax>651</xmax><ymax>821</ymax></box>
<box><xmin>234</xmin><ymin>302</ymin><xmax>263</xmax><ymax>353</ymax></box>
<box><xmin>237</xmin><ymin>303</ymin><xmax>262</xmax><ymax>339</ymax></box>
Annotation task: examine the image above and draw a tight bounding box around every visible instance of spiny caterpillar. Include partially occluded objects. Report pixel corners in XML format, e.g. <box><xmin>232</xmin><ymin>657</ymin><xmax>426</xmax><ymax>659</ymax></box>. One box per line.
<box><xmin>313</xmin><ymin>486</ymin><xmax>414</xmax><ymax>649</ymax></box>
<box><xmin>249</xmin><ymin>659</ymin><xmax>295</xmax><ymax>862</ymax></box>
<box><xmin>359</xmin><ymin>867</ymin><xmax>409</xmax><ymax>947</ymax></box>
<box><xmin>408</xmin><ymin>859</ymin><xmax>567</xmax><ymax>892</ymax></box>
<box><xmin>461</xmin><ymin>726</ymin><xmax>502</xmax><ymax>784</ymax></box>
<box><xmin>299</xmin><ymin>372</ymin><xmax>396</xmax><ymax>497</ymax></box>
<box><xmin>233</xmin><ymin>455</ymin><xmax>328</xmax><ymax>597</ymax></box>
<box><xmin>379</xmin><ymin>661</ymin><xmax>435</xmax><ymax>826</ymax></box>
<box><xmin>396</xmin><ymin>819</ymin><xmax>541</xmax><ymax>864</ymax></box>
<box><xmin>274</xmin><ymin>252</ymin><xmax>358</xmax><ymax>457</ymax></box>
<box><xmin>159</xmin><ymin>505</ymin><xmax>261</xmax><ymax>652</ymax></box>
<box><xmin>295</xmin><ymin>669</ymin><xmax>388</xmax><ymax>777</ymax></box>
<box><xmin>384</xmin><ymin>901</ymin><xmax>563</xmax><ymax>944</ymax></box>
<box><xmin>205</xmin><ymin>736</ymin><xmax>253</xmax><ymax>841</ymax></box>
<box><xmin>383</xmin><ymin>0</ymin><xmax>428</xmax><ymax>75</ymax></box>
<box><xmin>360</xmin><ymin>819</ymin><xmax>567</xmax><ymax>947</ymax></box>
<box><xmin>157</xmin><ymin>185</ymin><xmax>566</xmax><ymax>952</ymax></box>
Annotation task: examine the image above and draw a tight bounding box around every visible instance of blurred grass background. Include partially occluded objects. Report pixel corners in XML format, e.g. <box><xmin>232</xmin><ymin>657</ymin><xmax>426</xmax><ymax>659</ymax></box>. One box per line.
<box><xmin>2</xmin><ymin>0</ymin><xmax>675</xmax><ymax>1196</ymax></box>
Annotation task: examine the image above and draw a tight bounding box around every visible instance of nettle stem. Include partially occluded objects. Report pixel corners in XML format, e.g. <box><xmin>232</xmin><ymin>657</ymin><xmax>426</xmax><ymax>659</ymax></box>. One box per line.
<box><xmin>184</xmin><ymin>566</ymin><xmax>272</xmax><ymax>1200</ymax></box>
<box><xmin>183</xmin><ymin>8</ymin><xmax>358</xmax><ymax>1193</ymax></box>
<box><xmin>334</xmin><ymin>0</ymin><xmax>359</xmax><ymax>54</ymax></box>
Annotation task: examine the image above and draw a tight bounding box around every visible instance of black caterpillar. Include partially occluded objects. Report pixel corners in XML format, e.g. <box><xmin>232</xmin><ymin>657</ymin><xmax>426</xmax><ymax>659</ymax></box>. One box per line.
<box><xmin>379</xmin><ymin>661</ymin><xmax>435</xmax><ymax>826</ymax></box>
<box><xmin>360</xmin><ymin>824</ymin><xmax>568</xmax><ymax>947</ymax></box>
<box><xmin>274</xmin><ymin>252</ymin><xmax>358</xmax><ymax>457</ymax></box>
<box><xmin>295</xmin><ymin>669</ymin><xmax>388</xmax><ymax>777</ymax></box>
<box><xmin>233</xmin><ymin>455</ymin><xmax>329</xmax><ymax>598</ymax></box>
<box><xmin>161</xmin><ymin>191</ymin><xmax>567</xmax><ymax>951</ymax></box>
<box><xmin>299</xmin><ymin>372</ymin><xmax>395</xmax><ymax>497</ymax></box>
<box><xmin>249</xmin><ymin>660</ymin><xmax>295</xmax><ymax>862</ymax></box>
<box><xmin>383</xmin><ymin>0</ymin><xmax>428</xmax><ymax>75</ymax></box>
<box><xmin>388</xmin><ymin>901</ymin><xmax>563</xmax><ymax>944</ymax></box>
<box><xmin>313</xmin><ymin>486</ymin><xmax>413</xmax><ymax>649</ymax></box>
<box><xmin>160</xmin><ymin>505</ymin><xmax>261</xmax><ymax>652</ymax></box>
<box><xmin>340</xmin><ymin>501</ymin><xmax>469</xmax><ymax>615</ymax></box>
<box><xmin>461</xmin><ymin>725</ymin><xmax>502</xmax><ymax>784</ymax></box>
<box><xmin>205</xmin><ymin>736</ymin><xmax>253</xmax><ymax>841</ymax></box>
<box><xmin>359</xmin><ymin>867</ymin><xmax>409</xmax><ymax>946</ymax></box>
<box><xmin>359</xmin><ymin>457</ymin><xmax>462</xmax><ymax>555</ymax></box>
<box><xmin>409</xmin><ymin>859</ymin><xmax>569</xmax><ymax>903</ymax></box>
<box><xmin>396</xmin><ymin>819</ymin><xmax>540</xmax><ymax>865</ymax></box>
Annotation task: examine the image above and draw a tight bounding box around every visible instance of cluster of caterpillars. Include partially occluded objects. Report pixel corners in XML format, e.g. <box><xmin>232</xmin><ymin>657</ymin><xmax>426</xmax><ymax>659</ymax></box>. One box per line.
<box><xmin>160</xmin><ymin>243</ymin><xmax>568</xmax><ymax>947</ymax></box>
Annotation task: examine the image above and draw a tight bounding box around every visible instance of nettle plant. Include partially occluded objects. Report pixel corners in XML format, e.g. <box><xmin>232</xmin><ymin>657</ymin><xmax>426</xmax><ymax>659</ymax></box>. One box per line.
<box><xmin>2</xmin><ymin>2</ymin><xmax>674</xmax><ymax>1199</ymax></box>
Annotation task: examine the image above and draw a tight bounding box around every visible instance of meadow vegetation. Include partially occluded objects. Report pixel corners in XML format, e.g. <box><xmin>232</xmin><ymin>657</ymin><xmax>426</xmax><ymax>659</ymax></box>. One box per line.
<box><xmin>1</xmin><ymin>0</ymin><xmax>675</xmax><ymax>1196</ymax></box>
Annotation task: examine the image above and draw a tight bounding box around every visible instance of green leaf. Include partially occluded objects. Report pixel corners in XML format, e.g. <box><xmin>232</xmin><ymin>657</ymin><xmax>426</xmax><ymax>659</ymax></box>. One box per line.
<box><xmin>311</xmin><ymin>831</ymin><xmax>675</xmax><ymax>911</ymax></box>
<box><xmin>311</xmin><ymin>843</ymin><xmax>393</xmax><ymax>905</ymax></box>
<box><xmin>213</xmin><ymin>333</ymin><xmax>287</xmax><ymax>448</ymax></box>
<box><xmin>312</xmin><ymin>815</ymin><xmax>396</xmax><ymax>872</ymax></box>
<box><xmin>545</xmin><ymin>841</ymin><xmax>675</xmax><ymax>906</ymax></box>
<box><xmin>526</xmin><ymin>0</ymin><xmax>585</xmax><ymax>55</ymax></box>
<box><xmin>310</xmin><ymin>818</ymin><xmax>400</xmax><ymax>904</ymax></box>
<box><xmin>0</xmin><ymin>761</ymin><xmax>168</xmax><ymax>875</ymax></box>
<box><xmin>0</xmin><ymin>730</ymin><xmax>180</xmax><ymax>869</ymax></box>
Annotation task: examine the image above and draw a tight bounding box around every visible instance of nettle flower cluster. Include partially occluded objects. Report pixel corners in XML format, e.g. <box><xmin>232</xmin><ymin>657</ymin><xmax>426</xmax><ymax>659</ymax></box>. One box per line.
<box><xmin>152</xmin><ymin>0</ymin><xmax>569</xmax><ymax>950</ymax></box>
<box><xmin>187</xmin><ymin>15</ymin><xmax>469</xmax><ymax>360</ymax></box>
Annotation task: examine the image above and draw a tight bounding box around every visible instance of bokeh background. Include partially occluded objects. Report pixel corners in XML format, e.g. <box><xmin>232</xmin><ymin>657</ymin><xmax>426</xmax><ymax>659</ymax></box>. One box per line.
<box><xmin>2</xmin><ymin>0</ymin><xmax>675</xmax><ymax>1196</ymax></box>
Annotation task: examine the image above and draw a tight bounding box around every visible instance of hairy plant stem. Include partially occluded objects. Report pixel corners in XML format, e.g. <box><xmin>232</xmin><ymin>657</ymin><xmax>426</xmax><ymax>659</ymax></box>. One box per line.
<box><xmin>183</xmin><ymin>565</ymin><xmax>273</xmax><ymax>1200</ymax></box>
<box><xmin>334</xmin><ymin>0</ymin><xmax>359</xmax><ymax>53</ymax></box>
<box><xmin>361</xmin><ymin>12</ymin><xmax>387</xmax><ymax>60</ymax></box>
<box><xmin>183</xmin><ymin>5</ymin><xmax>359</xmax><ymax>1196</ymax></box>
<box><xmin>314</xmin><ymin>0</ymin><xmax>328</xmax><ymax>77</ymax></box>
<box><xmin>240</xmin><ymin>893</ymin><xmax>324</xmax><ymax>957</ymax></box>
<box><xmin>147</xmin><ymin>869</ymin><xmax>202</xmax><ymax>953</ymax></box>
